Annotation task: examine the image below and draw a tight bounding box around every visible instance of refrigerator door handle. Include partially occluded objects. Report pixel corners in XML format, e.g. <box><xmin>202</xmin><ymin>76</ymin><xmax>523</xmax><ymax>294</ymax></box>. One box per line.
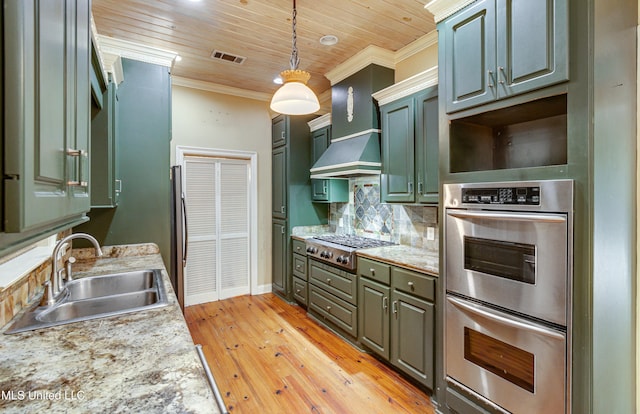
<box><xmin>181</xmin><ymin>192</ymin><xmax>189</xmax><ymax>266</ymax></box>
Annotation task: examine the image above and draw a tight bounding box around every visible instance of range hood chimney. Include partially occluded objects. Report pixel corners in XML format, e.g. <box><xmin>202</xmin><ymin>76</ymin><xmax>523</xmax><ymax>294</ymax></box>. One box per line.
<box><xmin>310</xmin><ymin>64</ymin><xmax>394</xmax><ymax>179</ymax></box>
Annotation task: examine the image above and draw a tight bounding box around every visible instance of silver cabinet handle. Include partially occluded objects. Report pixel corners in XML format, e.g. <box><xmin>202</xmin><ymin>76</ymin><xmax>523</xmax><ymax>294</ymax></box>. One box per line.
<box><xmin>498</xmin><ymin>66</ymin><xmax>507</xmax><ymax>84</ymax></box>
<box><xmin>182</xmin><ymin>193</ymin><xmax>189</xmax><ymax>265</ymax></box>
<box><xmin>370</xmin><ymin>268</ymin><xmax>376</xmax><ymax>275</ymax></box>
<box><xmin>392</xmin><ymin>300</ymin><xmax>398</xmax><ymax>318</ymax></box>
<box><xmin>281</xmin><ymin>206</ymin><xmax>286</xmax><ymax>214</ymax></box>
<box><xmin>488</xmin><ymin>70</ymin><xmax>494</xmax><ymax>88</ymax></box>
<box><xmin>408</xmin><ymin>281</ymin><xmax>415</xmax><ymax>288</ymax></box>
<box><xmin>296</xmin><ymin>264</ymin><xmax>301</xmax><ymax>270</ymax></box>
<box><xmin>281</xmin><ymin>226</ymin><xmax>285</xmax><ymax>234</ymax></box>
<box><xmin>418</xmin><ymin>182</ymin><xmax>423</xmax><ymax>195</ymax></box>
<box><xmin>115</xmin><ymin>179</ymin><xmax>122</xmax><ymax>194</ymax></box>
<box><xmin>408</xmin><ymin>182</ymin><xmax>413</xmax><ymax>194</ymax></box>
<box><xmin>323</xmin><ymin>182</ymin><xmax>328</xmax><ymax>195</ymax></box>
<box><xmin>326</xmin><ymin>278</ymin><xmax>332</xmax><ymax>285</ymax></box>
<box><xmin>383</xmin><ymin>296</ymin><xmax>388</xmax><ymax>311</ymax></box>
<box><xmin>67</xmin><ymin>148</ymin><xmax>88</xmax><ymax>187</ymax></box>
<box><xmin>326</xmin><ymin>305</ymin><xmax>332</xmax><ymax>312</ymax></box>
<box><xmin>281</xmin><ymin>131</ymin><xmax>285</xmax><ymax>140</ymax></box>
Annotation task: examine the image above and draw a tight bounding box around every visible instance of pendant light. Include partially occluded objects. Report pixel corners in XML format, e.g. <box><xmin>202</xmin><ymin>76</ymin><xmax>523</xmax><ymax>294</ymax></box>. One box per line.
<box><xmin>270</xmin><ymin>0</ymin><xmax>320</xmax><ymax>115</ymax></box>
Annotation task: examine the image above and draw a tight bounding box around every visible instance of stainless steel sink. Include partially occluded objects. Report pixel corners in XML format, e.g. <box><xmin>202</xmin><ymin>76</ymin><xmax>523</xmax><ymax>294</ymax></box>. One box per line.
<box><xmin>66</xmin><ymin>270</ymin><xmax>156</xmax><ymax>300</ymax></box>
<box><xmin>4</xmin><ymin>269</ymin><xmax>169</xmax><ymax>334</ymax></box>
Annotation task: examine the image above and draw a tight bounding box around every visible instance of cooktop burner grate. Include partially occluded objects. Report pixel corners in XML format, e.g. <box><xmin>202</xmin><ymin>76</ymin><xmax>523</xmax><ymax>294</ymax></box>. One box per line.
<box><xmin>313</xmin><ymin>234</ymin><xmax>396</xmax><ymax>249</ymax></box>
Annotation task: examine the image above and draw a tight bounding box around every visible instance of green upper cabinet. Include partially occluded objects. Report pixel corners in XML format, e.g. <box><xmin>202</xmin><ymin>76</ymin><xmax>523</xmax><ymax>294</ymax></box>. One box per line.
<box><xmin>272</xmin><ymin>115</ymin><xmax>287</xmax><ymax>148</ymax></box>
<box><xmin>3</xmin><ymin>0</ymin><xmax>91</xmax><ymax>233</ymax></box>
<box><xmin>381</xmin><ymin>96</ymin><xmax>415</xmax><ymax>203</ymax></box>
<box><xmin>309</xmin><ymin>118</ymin><xmax>349</xmax><ymax>203</ymax></box>
<box><xmin>272</xmin><ymin>146</ymin><xmax>287</xmax><ymax>219</ymax></box>
<box><xmin>380</xmin><ymin>86</ymin><xmax>439</xmax><ymax>204</ymax></box>
<box><xmin>443</xmin><ymin>0</ymin><xmax>568</xmax><ymax>113</ymax></box>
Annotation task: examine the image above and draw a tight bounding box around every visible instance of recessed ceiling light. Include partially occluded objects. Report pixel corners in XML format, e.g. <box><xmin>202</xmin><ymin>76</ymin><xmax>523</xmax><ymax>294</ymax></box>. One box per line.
<box><xmin>319</xmin><ymin>35</ymin><xmax>338</xmax><ymax>46</ymax></box>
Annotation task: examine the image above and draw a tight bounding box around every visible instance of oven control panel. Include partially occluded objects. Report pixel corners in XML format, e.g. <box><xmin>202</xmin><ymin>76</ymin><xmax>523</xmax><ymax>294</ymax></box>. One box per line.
<box><xmin>462</xmin><ymin>186</ymin><xmax>540</xmax><ymax>205</ymax></box>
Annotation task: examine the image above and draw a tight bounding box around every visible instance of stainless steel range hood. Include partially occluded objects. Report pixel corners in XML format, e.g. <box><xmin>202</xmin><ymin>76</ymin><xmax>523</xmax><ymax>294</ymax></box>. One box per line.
<box><xmin>310</xmin><ymin>130</ymin><xmax>381</xmax><ymax>178</ymax></box>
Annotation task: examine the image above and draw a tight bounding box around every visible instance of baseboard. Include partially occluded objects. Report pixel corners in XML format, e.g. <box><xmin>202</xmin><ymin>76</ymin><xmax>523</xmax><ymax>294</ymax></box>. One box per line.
<box><xmin>252</xmin><ymin>283</ymin><xmax>272</xmax><ymax>295</ymax></box>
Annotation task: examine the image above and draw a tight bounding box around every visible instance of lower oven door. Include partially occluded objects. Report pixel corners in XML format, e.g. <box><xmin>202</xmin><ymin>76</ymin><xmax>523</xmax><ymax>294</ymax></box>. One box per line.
<box><xmin>446</xmin><ymin>209</ymin><xmax>568</xmax><ymax>325</ymax></box>
<box><xmin>446</xmin><ymin>295</ymin><xmax>566</xmax><ymax>414</ymax></box>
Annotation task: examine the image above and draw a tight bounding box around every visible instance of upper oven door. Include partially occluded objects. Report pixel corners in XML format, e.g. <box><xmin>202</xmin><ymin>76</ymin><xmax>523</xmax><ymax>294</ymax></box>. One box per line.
<box><xmin>446</xmin><ymin>209</ymin><xmax>568</xmax><ymax>325</ymax></box>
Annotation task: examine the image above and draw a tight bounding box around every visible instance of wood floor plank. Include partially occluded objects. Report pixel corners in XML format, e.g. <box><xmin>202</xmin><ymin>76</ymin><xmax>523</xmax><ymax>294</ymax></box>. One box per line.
<box><xmin>186</xmin><ymin>293</ymin><xmax>435</xmax><ymax>414</ymax></box>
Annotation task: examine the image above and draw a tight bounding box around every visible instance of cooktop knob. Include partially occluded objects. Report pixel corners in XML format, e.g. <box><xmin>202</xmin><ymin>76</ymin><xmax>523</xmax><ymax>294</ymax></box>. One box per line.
<box><xmin>306</xmin><ymin>246</ymin><xmax>318</xmax><ymax>254</ymax></box>
<box><xmin>341</xmin><ymin>256</ymin><xmax>350</xmax><ymax>265</ymax></box>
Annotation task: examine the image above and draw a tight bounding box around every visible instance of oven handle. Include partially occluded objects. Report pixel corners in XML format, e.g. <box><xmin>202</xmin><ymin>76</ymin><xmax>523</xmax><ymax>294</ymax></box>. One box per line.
<box><xmin>447</xmin><ymin>210</ymin><xmax>566</xmax><ymax>223</ymax></box>
<box><xmin>447</xmin><ymin>296</ymin><xmax>565</xmax><ymax>340</ymax></box>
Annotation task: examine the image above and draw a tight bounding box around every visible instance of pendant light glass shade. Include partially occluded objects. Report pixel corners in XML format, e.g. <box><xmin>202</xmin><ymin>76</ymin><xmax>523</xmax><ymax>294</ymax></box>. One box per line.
<box><xmin>270</xmin><ymin>69</ymin><xmax>320</xmax><ymax>115</ymax></box>
<box><xmin>270</xmin><ymin>0</ymin><xmax>320</xmax><ymax>115</ymax></box>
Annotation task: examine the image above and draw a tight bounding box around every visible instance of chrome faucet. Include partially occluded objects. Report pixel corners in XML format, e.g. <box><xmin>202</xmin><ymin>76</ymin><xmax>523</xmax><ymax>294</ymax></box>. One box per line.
<box><xmin>46</xmin><ymin>233</ymin><xmax>103</xmax><ymax>305</ymax></box>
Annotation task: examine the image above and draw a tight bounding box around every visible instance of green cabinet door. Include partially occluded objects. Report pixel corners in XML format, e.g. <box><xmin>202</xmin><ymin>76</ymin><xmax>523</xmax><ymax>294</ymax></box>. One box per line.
<box><xmin>380</xmin><ymin>96</ymin><xmax>415</xmax><ymax>203</ymax></box>
<box><xmin>272</xmin><ymin>219</ymin><xmax>287</xmax><ymax>297</ymax></box>
<box><xmin>415</xmin><ymin>88</ymin><xmax>439</xmax><ymax>204</ymax></box>
<box><xmin>272</xmin><ymin>114</ymin><xmax>286</xmax><ymax>148</ymax></box>
<box><xmin>67</xmin><ymin>0</ymin><xmax>91</xmax><ymax>215</ymax></box>
<box><xmin>390</xmin><ymin>289</ymin><xmax>435</xmax><ymax>389</ymax></box>
<box><xmin>444</xmin><ymin>0</ymin><xmax>497</xmax><ymax>113</ymax></box>
<box><xmin>311</xmin><ymin>126</ymin><xmax>330</xmax><ymax>163</ymax></box>
<box><xmin>443</xmin><ymin>0</ymin><xmax>568</xmax><ymax>113</ymax></box>
<box><xmin>496</xmin><ymin>0</ymin><xmax>568</xmax><ymax>98</ymax></box>
<box><xmin>4</xmin><ymin>0</ymin><xmax>90</xmax><ymax>232</ymax></box>
<box><xmin>359</xmin><ymin>277</ymin><xmax>390</xmax><ymax>360</ymax></box>
<box><xmin>272</xmin><ymin>146</ymin><xmax>287</xmax><ymax>219</ymax></box>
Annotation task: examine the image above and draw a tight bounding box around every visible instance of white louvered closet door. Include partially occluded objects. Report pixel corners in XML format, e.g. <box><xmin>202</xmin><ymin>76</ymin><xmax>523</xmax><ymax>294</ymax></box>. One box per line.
<box><xmin>183</xmin><ymin>157</ymin><xmax>250</xmax><ymax>306</ymax></box>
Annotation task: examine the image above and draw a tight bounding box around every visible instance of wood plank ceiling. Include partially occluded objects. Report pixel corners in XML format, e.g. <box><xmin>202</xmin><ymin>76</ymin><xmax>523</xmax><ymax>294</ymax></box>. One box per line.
<box><xmin>91</xmin><ymin>0</ymin><xmax>436</xmax><ymax>96</ymax></box>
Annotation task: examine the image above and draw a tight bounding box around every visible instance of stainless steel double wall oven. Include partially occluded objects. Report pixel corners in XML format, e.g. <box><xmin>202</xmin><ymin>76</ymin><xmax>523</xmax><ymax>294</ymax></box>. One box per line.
<box><xmin>444</xmin><ymin>180</ymin><xmax>573</xmax><ymax>413</ymax></box>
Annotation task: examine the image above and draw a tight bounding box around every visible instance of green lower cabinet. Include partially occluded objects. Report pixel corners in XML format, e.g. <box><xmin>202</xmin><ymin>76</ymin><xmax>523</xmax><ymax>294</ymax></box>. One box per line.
<box><xmin>292</xmin><ymin>277</ymin><xmax>308</xmax><ymax>305</ymax></box>
<box><xmin>390</xmin><ymin>289</ymin><xmax>434</xmax><ymax>389</ymax></box>
<box><xmin>359</xmin><ymin>277</ymin><xmax>390</xmax><ymax>359</ymax></box>
<box><xmin>357</xmin><ymin>257</ymin><xmax>436</xmax><ymax>390</ymax></box>
<box><xmin>311</xmin><ymin>179</ymin><xmax>349</xmax><ymax>203</ymax></box>
<box><xmin>272</xmin><ymin>219</ymin><xmax>287</xmax><ymax>298</ymax></box>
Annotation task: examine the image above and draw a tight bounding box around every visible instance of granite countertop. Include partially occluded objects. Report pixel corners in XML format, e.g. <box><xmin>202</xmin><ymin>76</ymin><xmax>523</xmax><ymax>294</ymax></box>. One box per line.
<box><xmin>0</xmin><ymin>244</ymin><xmax>217</xmax><ymax>414</ymax></box>
<box><xmin>357</xmin><ymin>245</ymin><xmax>439</xmax><ymax>276</ymax></box>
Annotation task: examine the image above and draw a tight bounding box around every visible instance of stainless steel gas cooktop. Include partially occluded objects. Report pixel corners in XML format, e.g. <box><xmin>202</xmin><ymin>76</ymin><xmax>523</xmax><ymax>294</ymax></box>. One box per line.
<box><xmin>305</xmin><ymin>234</ymin><xmax>395</xmax><ymax>272</ymax></box>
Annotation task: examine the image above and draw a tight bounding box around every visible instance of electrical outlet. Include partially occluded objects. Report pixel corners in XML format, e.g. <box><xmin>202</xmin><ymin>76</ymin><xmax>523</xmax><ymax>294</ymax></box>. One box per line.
<box><xmin>427</xmin><ymin>227</ymin><xmax>435</xmax><ymax>241</ymax></box>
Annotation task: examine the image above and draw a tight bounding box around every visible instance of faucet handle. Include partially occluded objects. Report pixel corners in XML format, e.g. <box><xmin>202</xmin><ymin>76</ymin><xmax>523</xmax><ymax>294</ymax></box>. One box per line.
<box><xmin>66</xmin><ymin>256</ymin><xmax>76</xmax><ymax>281</ymax></box>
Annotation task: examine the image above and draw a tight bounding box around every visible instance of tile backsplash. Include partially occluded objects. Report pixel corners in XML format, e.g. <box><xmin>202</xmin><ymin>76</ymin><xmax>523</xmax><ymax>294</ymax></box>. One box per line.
<box><xmin>329</xmin><ymin>176</ymin><xmax>439</xmax><ymax>252</ymax></box>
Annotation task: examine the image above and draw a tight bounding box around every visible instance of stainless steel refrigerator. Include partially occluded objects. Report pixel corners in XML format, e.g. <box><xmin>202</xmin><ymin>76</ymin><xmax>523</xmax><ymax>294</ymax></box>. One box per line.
<box><xmin>170</xmin><ymin>165</ymin><xmax>186</xmax><ymax>312</ymax></box>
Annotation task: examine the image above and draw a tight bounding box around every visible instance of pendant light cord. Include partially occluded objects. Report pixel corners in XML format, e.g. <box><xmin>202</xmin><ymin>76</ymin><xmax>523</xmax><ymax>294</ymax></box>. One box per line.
<box><xmin>289</xmin><ymin>0</ymin><xmax>300</xmax><ymax>70</ymax></box>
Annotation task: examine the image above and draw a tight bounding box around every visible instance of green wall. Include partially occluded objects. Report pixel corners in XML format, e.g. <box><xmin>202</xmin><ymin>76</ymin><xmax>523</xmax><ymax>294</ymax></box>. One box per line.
<box><xmin>76</xmin><ymin>58</ymin><xmax>171</xmax><ymax>266</ymax></box>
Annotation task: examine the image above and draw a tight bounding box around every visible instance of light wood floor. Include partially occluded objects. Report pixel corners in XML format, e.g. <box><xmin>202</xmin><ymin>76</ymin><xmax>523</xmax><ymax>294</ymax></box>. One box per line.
<box><xmin>185</xmin><ymin>293</ymin><xmax>435</xmax><ymax>414</ymax></box>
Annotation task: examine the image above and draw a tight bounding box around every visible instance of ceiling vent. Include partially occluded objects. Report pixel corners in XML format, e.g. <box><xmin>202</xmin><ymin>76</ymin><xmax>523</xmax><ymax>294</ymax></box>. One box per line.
<box><xmin>210</xmin><ymin>49</ymin><xmax>246</xmax><ymax>64</ymax></box>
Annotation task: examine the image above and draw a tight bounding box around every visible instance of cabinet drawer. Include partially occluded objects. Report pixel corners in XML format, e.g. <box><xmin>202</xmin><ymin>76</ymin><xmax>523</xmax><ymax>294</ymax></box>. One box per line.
<box><xmin>391</xmin><ymin>267</ymin><xmax>435</xmax><ymax>301</ymax></box>
<box><xmin>292</xmin><ymin>239</ymin><xmax>306</xmax><ymax>255</ymax></box>
<box><xmin>358</xmin><ymin>257</ymin><xmax>390</xmax><ymax>285</ymax></box>
<box><xmin>309</xmin><ymin>284</ymin><xmax>357</xmax><ymax>337</ymax></box>
<box><xmin>292</xmin><ymin>253</ymin><xmax>307</xmax><ymax>280</ymax></box>
<box><xmin>293</xmin><ymin>277</ymin><xmax>307</xmax><ymax>305</ymax></box>
<box><xmin>309</xmin><ymin>260</ymin><xmax>357</xmax><ymax>305</ymax></box>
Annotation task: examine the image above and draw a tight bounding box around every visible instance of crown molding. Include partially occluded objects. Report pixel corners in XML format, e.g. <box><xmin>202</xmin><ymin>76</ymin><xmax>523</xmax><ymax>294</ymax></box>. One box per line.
<box><xmin>372</xmin><ymin>66</ymin><xmax>438</xmax><ymax>106</ymax></box>
<box><xmin>395</xmin><ymin>30</ymin><xmax>438</xmax><ymax>62</ymax></box>
<box><xmin>424</xmin><ymin>0</ymin><xmax>478</xmax><ymax>23</ymax></box>
<box><xmin>324</xmin><ymin>45</ymin><xmax>396</xmax><ymax>85</ymax></box>
<box><xmin>97</xmin><ymin>35</ymin><xmax>178</xmax><ymax>68</ymax></box>
<box><xmin>172</xmin><ymin>76</ymin><xmax>272</xmax><ymax>101</ymax></box>
<box><xmin>308</xmin><ymin>113</ymin><xmax>332</xmax><ymax>131</ymax></box>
